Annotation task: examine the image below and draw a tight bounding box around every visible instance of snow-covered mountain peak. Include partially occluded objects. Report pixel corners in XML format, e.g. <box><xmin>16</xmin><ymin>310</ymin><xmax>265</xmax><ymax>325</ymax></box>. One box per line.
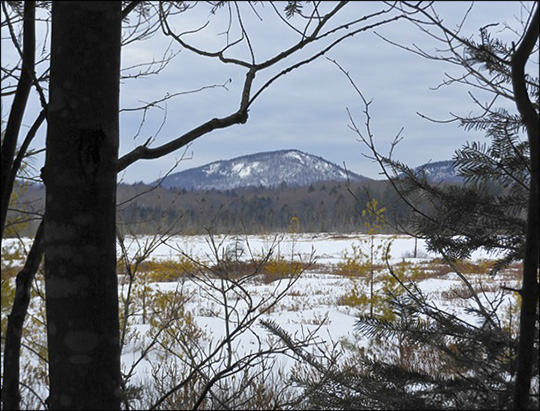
<box><xmin>158</xmin><ymin>149</ymin><xmax>369</xmax><ymax>191</ymax></box>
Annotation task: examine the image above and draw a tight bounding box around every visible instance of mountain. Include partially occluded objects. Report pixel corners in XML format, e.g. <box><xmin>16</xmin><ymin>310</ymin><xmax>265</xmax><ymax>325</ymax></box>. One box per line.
<box><xmin>412</xmin><ymin>160</ymin><xmax>463</xmax><ymax>183</ymax></box>
<box><xmin>158</xmin><ymin>149</ymin><xmax>370</xmax><ymax>190</ymax></box>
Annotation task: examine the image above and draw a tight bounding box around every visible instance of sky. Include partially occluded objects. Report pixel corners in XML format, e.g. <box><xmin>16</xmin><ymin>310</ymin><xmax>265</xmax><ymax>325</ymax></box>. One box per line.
<box><xmin>2</xmin><ymin>1</ymin><xmax>536</xmax><ymax>184</ymax></box>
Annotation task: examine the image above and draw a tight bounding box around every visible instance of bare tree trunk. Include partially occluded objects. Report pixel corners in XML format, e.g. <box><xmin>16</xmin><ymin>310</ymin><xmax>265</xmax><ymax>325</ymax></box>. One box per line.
<box><xmin>43</xmin><ymin>2</ymin><xmax>121</xmax><ymax>409</ymax></box>
<box><xmin>511</xmin><ymin>5</ymin><xmax>539</xmax><ymax>410</ymax></box>
<box><xmin>2</xmin><ymin>222</ymin><xmax>44</xmax><ymax>410</ymax></box>
<box><xmin>0</xmin><ymin>0</ymin><xmax>35</xmax><ymax>241</ymax></box>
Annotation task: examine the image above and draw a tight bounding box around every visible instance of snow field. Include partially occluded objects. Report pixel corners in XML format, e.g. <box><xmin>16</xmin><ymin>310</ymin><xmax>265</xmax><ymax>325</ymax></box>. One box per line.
<box><xmin>1</xmin><ymin>233</ymin><xmax>521</xmax><ymax>407</ymax></box>
<box><xmin>117</xmin><ymin>233</ymin><xmax>520</xmax><ymax>396</ymax></box>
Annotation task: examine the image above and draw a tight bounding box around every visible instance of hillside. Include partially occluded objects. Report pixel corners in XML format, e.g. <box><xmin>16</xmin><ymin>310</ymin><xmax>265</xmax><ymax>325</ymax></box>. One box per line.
<box><xmin>158</xmin><ymin>149</ymin><xmax>370</xmax><ymax>190</ymax></box>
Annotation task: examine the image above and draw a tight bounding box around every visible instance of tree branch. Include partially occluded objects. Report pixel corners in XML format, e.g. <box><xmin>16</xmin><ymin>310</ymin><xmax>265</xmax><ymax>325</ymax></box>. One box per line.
<box><xmin>121</xmin><ymin>1</ymin><xmax>142</xmax><ymax>20</ymax></box>
<box><xmin>118</xmin><ymin>110</ymin><xmax>247</xmax><ymax>172</ymax></box>
<box><xmin>118</xmin><ymin>69</ymin><xmax>254</xmax><ymax>172</ymax></box>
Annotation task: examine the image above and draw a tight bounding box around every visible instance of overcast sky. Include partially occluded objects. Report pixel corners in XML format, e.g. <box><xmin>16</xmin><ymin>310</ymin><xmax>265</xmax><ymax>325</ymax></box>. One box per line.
<box><xmin>2</xmin><ymin>1</ymin><xmax>536</xmax><ymax>184</ymax></box>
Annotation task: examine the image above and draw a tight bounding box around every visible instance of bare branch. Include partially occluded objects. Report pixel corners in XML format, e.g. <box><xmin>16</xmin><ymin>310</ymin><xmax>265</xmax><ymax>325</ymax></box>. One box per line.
<box><xmin>118</xmin><ymin>107</ymin><xmax>247</xmax><ymax>173</ymax></box>
<box><xmin>118</xmin><ymin>66</ymin><xmax>254</xmax><ymax>172</ymax></box>
<box><xmin>121</xmin><ymin>1</ymin><xmax>142</xmax><ymax>20</ymax></box>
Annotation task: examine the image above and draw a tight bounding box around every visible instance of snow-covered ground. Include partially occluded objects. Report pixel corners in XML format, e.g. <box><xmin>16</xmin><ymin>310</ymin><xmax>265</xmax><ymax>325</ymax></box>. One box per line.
<box><xmin>115</xmin><ymin>233</ymin><xmax>520</xmax><ymax>399</ymax></box>
<box><xmin>2</xmin><ymin>233</ymin><xmax>521</xmax><ymax>408</ymax></box>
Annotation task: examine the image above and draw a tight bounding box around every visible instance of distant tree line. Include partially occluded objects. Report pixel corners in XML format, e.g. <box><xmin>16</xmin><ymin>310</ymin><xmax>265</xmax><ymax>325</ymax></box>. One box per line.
<box><xmin>8</xmin><ymin>177</ymin><xmax>514</xmax><ymax>237</ymax></box>
<box><xmin>115</xmin><ymin>180</ymin><xmax>411</xmax><ymax>235</ymax></box>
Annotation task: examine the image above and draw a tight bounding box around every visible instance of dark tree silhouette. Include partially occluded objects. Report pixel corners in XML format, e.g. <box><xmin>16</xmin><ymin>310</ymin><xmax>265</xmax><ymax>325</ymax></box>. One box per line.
<box><xmin>43</xmin><ymin>2</ymin><xmax>122</xmax><ymax>409</ymax></box>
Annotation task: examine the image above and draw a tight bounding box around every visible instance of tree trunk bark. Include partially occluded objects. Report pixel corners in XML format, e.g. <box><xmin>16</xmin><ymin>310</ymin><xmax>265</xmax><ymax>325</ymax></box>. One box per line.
<box><xmin>2</xmin><ymin>222</ymin><xmax>44</xmax><ymax>410</ymax></box>
<box><xmin>0</xmin><ymin>0</ymin><xmax>35</xmax><ymax>241</ymax></box>
<box><xmin>43</xmin><ymin>2</ymin><xmax>121</xmax><ymax>409</ymax></box>
<box><xmin>511</xmin><ymin>5</ymin><xmax>539</xmax><ymax>410</ymax></box>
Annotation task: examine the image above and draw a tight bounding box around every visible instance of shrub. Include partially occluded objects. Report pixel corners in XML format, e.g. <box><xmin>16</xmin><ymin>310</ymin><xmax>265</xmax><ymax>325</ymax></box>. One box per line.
<box><xmin>138</xmin><ymin>256</ymin><xmax>200</xmax><ymax>282</ymax></box>
<box><xmin>336</xmin><ymin>243</ymin><xmax>370</xmax><ymax>277</ymax></box>
<box><xmin>259</xmin><ymin>257</ymin><xmax>307</xmax><ymax>283</ymax></box>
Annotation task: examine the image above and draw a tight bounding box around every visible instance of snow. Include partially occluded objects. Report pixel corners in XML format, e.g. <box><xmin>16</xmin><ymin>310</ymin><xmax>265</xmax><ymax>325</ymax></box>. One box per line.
<box><xmin>284</xmin><ymin>150</ymin><xmax>305</xmax><ymax>163</ymax></box>
<box><xmin>2</xmin><ymin>233</ymin><xmax>520</xmax><ymax>407</ymax></box>
<box><xmin>203</xmin><ymin>162</ymin><xmax>222</xmax><ymax>175</ymax></box>
<box><xmin>114</xmin><ymin>233</ymin><xmax>517</xmax><ymax>378</ymax></box>
<box><xmin>231</xmin><ymin>161</ymin><xmax>261</xmax><ymax>178</ymax></box>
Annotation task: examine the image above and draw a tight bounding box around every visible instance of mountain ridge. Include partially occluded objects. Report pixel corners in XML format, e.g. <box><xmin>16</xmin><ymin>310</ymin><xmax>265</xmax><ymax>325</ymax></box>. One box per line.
<box><xmin>158</xmin><ymin>149</ymin><xmax>370</xmax><ymax>190</ymax></box>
